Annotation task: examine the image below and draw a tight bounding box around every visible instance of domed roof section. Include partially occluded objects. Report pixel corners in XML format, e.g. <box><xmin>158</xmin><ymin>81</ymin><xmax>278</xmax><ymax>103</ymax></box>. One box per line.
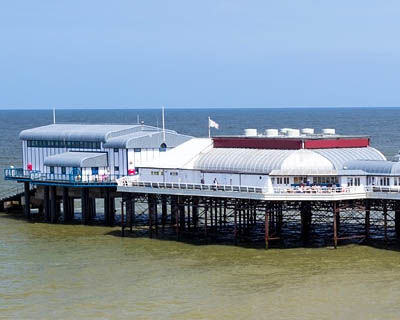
<box><xmin>193</xmin><ymin>146</ymin><xmax>386</xmax><ymax>175</ymax></box>
<box><xmin>279</xmin><ymin>149</ymin><xmax>335</xmax><ymax>175</ymax></box>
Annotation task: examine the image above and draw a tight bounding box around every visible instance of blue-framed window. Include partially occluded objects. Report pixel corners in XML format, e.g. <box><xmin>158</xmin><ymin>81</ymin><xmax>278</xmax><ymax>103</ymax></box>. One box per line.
<box><xmin>134</xmin><ymin>148</ymin><xmax>141</xmax><ymax>152</ymax></box>
<box><xmin>50</xmin><ymin>166</ymin><xmax>54</xmax><ymax>174</ymax></box>
<box><xmin>91</xmin><ymin>167</ymin><xmax>99</xmax><ymax>175</ymax></box>
<box><xmin>61</xmin><ymin>167</ymin><xmax>66</xmax><ymax>174</ymax></box>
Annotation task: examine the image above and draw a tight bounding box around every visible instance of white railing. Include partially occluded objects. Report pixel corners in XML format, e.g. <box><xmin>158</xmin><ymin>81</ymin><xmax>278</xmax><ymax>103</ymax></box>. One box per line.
<box><xmin>365</xmin><ymin>186</ymin><xmax>400</xmax><ymax>193</ymax></box>
<box><xmin>117</xmin><ymin>178</ymin><xmax>366</xmax><ymax>195</ymax></box>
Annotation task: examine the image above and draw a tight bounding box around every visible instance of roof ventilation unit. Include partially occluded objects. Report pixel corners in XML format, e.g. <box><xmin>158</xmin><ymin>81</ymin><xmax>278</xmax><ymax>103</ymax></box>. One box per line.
<box><xmin>301</xmin><ymin>128</ymin><xmax>314</xmax><ymax>135</ymax></box>
<box><xmin>280</xmin><ymin>128</ymin><xmax>291</xmax><ymax>135</ymax></box>
<box><xmin>244</xmin><ymin>128</ymin><xmax>258</xmax><ymax>137</ymax></box>
<box><xmin>286</xmin><ymin>129</ymin><xmax>300</xmax><ymax>137</ymax></box>
<box><xmin>322</xmin><ymin>128</ymin><xmax>336</xmax><ymax>135</ymax></box>
<box><xmin>265</xmin><ymin>129</ymin><xmax>279</xmax><ymax>137</ymax></box>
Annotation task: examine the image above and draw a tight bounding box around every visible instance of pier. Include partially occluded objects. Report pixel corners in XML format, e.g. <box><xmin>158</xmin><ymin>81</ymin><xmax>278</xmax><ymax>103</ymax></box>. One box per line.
<box><xmin>3</xmin><ymin>123</ymin><xmax>400</xmax><ymax>248</ymax></box>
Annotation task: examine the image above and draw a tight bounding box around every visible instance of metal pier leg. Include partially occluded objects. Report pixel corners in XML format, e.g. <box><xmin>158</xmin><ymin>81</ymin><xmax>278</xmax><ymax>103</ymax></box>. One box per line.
<box><xmin>81</xmin><ymin>188</ymin><xmax>90</xmax><ymax>225</ymax></box>
<box><xmin>161</xmin><ymin>195</ymin><xmax>167</xmax><ymax>232</ymax></box>
<box><xmin>148</xmin><ymin>195</ymin><xmax>154</xmax><ymax>238</ymax></box>
<box><xmin>301</xmin><ymin>202</ymin><xmax>312</xmax><ymax>244</ymax></box>
<box><xmin>62</xmin><ymin>187</ymin><xmax>70</xmax><ymax>223</ymax></box>
<box><xmin>121</xmin><ymin>200</ymin><xmax>125</xmax><ymax>237</ymax></box>
<box><xmin>50</xmin><ymin>186</ymin><xmax>57</xmax><ymax>223</ymax></box>
<box><xmin>204</xmin><ymin>202</ymin><xmax>208</xmax><ymax>238</ymax></box>
<box><xmin>214</xmin><ymin>200</ymin><xmax>218</xmax><ymax>230</ymax></box>
<box><xmin>192</xmin><ymin>197</ymin><xmax>199</xmax><ymax>229</ymax></box>
<box><xmin>24</xmin><ymin>182</ymin><xmax>31</xmax><ymax>219</ymax></box>
<box><xmin>365</xmin><ymin>200</ymin><xmax>370</xmax><ymax>241</ymax></box>
<box><xmin>126</xmin><ymin>197</ymin><xmax>135</xmax><ymax>233</ymax></box>
<box><xmin>223</xmin><ymin>200</ymin><xmax>227</xmax><ymax>227</ymax></box>
<box><xmin>395</xmin><ymin>202</ymin><xmax>400</xmax><ymax>240</ymax></box>
<box><xmin>265</xmin><ymin>206</ymin><xmax>270</xmax><ymax>249</ymax></box>
<box><xmin>154</xmin><ymin>197</ymin><xmax>158</xmax><ymax>236</ymax></box>
<box><xmin>179</xmin><ymin>197</ymin><xmax>185</xmax><ymax>232</ymax></box>
<box><xmin>187</xmin><ymin>203</ymin><xmax>191</xmax><ymax>231</ymax></box>
<box><xmin>210</xmin><ymin>199</ymin><xmax>214</xmax><ymax>229</ymax></box>
<box><xmin>44</xmin><ymin>186</ymin><xmax>50</xmax><ymax>222</ymax></box>
<box><xmin>233</xmin><ymin>205</ymin><xmax>237</xmax><ymax>245</ymax></box>
<box><xmin>333</xmin><ymin>202</ymin><xmax>338</xmax><ymax>249</ymax></box>
<box><xmin>171</xmin><ymin>196</ymin><xmax>178</xmax><ymax>227</ymax></box>
<box><xmin>383</xmin><ymin>202</ymin><xmax>388</xmax><ymax>243</ymax></box>
<box><xmin>104</xmin><ymin>189</ymin><xmax>110</xmax><ymax>226</ymax></box>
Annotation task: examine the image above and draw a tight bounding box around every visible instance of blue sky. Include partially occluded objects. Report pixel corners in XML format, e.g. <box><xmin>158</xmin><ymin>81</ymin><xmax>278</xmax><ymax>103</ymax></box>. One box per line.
<box><xmin>1</xmin><ymin>1</ymin><xmax>399</xmax><ymax>109</ymax></box>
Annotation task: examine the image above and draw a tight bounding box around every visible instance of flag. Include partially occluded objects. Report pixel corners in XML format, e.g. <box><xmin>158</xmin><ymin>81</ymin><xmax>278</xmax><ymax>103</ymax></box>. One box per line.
<box><xmin>208</xmin><ymin>118</ymin><xmax>219</xmax><ymax>129</ymax></box>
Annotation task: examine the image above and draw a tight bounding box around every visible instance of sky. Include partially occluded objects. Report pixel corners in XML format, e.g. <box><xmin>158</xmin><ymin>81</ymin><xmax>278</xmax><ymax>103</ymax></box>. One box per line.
<box><xmin>1</xmin><ymin>0</ymin><xmax>400</xmax><ymax>109</ymax></box>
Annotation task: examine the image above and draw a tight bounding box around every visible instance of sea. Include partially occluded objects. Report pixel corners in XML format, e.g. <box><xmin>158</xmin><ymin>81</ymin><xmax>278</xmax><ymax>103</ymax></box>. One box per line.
<box><xmin>0</xmin><ymin>108</ymin><xmax>400</xmax><ymax>319</ymax></box>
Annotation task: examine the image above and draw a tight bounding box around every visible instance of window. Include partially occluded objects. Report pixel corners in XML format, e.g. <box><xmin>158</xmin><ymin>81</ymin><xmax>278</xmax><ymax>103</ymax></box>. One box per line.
<box><xmin>134</xmin><ymin>148</ymin><xmax>141</xmax><ymax>152</ymax></box>
<box><xmin>284</xmin><ymin>177</ymin><xmax>290</xmax><ymax>184</ymax></box>
<box><xmin>114</xmin><ymin>166</ymin><xmax>119</xmax><ymax>172</ymax></box>
<box><xmin>294</xmin><ymin>176</ymin><xmax>307</xmax><ymax>184</ymax></box>
<box><xmin>394</xmin><ymin>177</ymin><xmax>400</xmax><ymax>186</ymax></box>
<box><xmin>50</xmin><ymin>166</ymin><xmax>54</xmax><ymax>174</ymax></box>
<box><xmin>61</xmin><ymin>167</ymin><xmax>66</xmax><ymax>175</ymax></box>
<box><xmin>170</xmin><ymin>172</ymin><xmax>178</xmax><ymax>176</ymax></box>
<box><xmin>159</xmin><ymin>143</ymin><xmax>167</xmax><ymax>152</ymax></box>
<box><xmin>114</xmin><ymin>148</ymin><xmax>119</xmax><ymax>153</ymax></box>
<box><xmin>92</xmin><ymin>167</ymin><xmax>99</xmax><ymax>175</ymax></box>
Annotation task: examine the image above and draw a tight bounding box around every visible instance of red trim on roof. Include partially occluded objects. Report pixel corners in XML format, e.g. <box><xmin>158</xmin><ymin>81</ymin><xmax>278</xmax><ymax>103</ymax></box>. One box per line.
<box><xmin>304</xmin><ymin>138</ymin><xmax>369</xmax><ymax>149</ymax></box>
<box><xmin>213</xmin><ymin>137</ymin><xmax>303</xmax><ymax>149</ymax></box>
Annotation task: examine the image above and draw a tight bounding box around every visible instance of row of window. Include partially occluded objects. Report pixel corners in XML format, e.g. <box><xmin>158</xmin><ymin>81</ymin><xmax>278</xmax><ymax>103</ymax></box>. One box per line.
<box><xmin>150</xmin><ymin>171</ymin><xmax>179</xmax><ymax>176</ymax></box>
<box><xmin>49</xmin><ymin>166</ymin><xmax>120</xmax><ymax>174</ymax></box>
<box><xmin>275</xmin><ymin>176</ymin><xmax>340</xmax><ymax>185</ymax></box>
<box><xmin>347</xmin><ymin>177</ymin><xmax>361</xmax><ymax>186</ymax></box>
<box><xmin>28</xmin><ymin>140</ymin><xmax>101</xmax><ymax>149</ymax></box>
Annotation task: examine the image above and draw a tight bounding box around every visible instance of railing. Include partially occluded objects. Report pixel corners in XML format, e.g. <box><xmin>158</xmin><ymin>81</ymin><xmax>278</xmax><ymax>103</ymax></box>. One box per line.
<box><xmin>117</xmin><ymin>178</ymin><xmax>365</xmax><ymax>195</ymax></box>
<box><xmin>365</xmin><ymin>186</ymin><xmax>400</xmax><ymax>193</ymax></box>
<box><xmin>4</xmin><ymin>168</ymin><xmax>122</xmax><ymax>185</ymax></box>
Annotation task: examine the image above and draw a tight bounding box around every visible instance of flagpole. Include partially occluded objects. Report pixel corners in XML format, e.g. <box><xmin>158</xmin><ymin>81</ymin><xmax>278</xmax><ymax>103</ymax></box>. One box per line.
<box><xmin>208</xmin><ymin>116</ymin><xmax>211</xmax><ymax>138</ymax></box>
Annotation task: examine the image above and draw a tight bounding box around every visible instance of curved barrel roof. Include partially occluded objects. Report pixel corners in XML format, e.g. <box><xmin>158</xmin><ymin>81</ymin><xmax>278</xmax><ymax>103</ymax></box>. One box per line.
<box><xmin>43</xmin><ymin>152</ymin><xmax>108</xmax><ymax>168</ymax></box>
<box><xmin>343</xmin><ymin>160</ymin><xmax>400</xmax><ymax>175</ymax></box>
<box><xmin>19</xmin><ymin>123</ymin><xmax>192</xmax><ymax>149</ymax></box>
<box><xmin>193</xmin><ymin>147</ymin><xmax>386</xmax><ymax>175</ymax></box>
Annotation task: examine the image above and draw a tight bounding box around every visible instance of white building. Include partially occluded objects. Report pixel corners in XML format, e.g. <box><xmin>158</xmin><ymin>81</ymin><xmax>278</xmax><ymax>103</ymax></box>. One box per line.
<box><xmin>17</xmin><ymin>123</ymin><xmax>191</xmax><ymax>182</ymax></box>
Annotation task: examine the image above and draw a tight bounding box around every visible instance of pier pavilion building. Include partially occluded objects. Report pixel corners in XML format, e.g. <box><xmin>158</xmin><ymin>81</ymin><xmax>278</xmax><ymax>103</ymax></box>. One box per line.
<box><xmin>4</xmin><ymin>125</ymin><xmax>400</xmax><ymax>248</ymax></box>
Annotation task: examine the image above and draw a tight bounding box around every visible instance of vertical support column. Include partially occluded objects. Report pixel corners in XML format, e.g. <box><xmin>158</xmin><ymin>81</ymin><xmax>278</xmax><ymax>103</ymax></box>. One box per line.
<box><xmin>210</xmin><ymin>199</ymin><xmax>214</xmax><ymax>229</ymax></box>
<box><xmin>187</xmin><ymin>202</ymin><xmax>191</xmax><ymax>231</ymax></box>
<box><xmin>265</xmin><ymin>205</ymin><xmax>270</xmax><ymax>249</ymax></box>
<box><xmin>395</xmin><ymin>202</ymin><xmax>400</xmax><ymax>240</ymax></box>
<box><xmin>214</xmin><ymin>199</ymin><xmax>218</xmax><ymax>230</ymax></box>
<box><xmin>81</xmin><ymin>187</ymin><xmax>89</xmax><ymax>225</ymax></box>
<box><xmin>154</xmin><ymin>196</ymin><xmax>158</xmax><ymax>236</ymax></box>
<box><xmin>121</xmin><ymin>200</ymin><xmax>125</xmax><ymax>237</ymax></box>
<box><xmin>192</xmin><ymin>197</ymin><xmax>199</xmax><ymax>229</ymax></box>
<box><xmin>161</xmin><ymin>195</ymin><xmax>167</xmax><ymax>231</ymax></box>
<box><xmin>365</xmin><ymin>200</ymin><xmax>370</xmax><ymax>240</ymax></box>
<box><xmin>383</xmin><ymin>201</ymin><xmax>388</xmax><ymax>243</ymax></box>
<box><xmin>223</xmin><ymin>199</ymin><xmax>227</xmax><ymax>227</ymax></box>
<box><xmin>233</xmin><ymin>202</ymin><xmax>237</xmax><ymax>245</ymax></box>
<box><xmin>44</xmin><ymin>185</ymin><xmax>50</xmax><ymax>222</ymax></box>
<box><xmin>109</xmin><ymin>195</ymin><xmax>115</xmax><ymax>226</ymax></box>
<box><xmin>62</xmin><ymin>187</ymin><xmax>69</xmax><ymax>222</ymax></box>
<box><xmin>300</xmin><ymin>202</ymin><xmax>312</xmax><ymax>243</ymax></box>
<box><xmin>179</xmin><ymin>197</ymin><xmax>185</xmax><ymax>231</ymax></box>
<box><xmin>23</xmin><ymin>182</ymin><xmax>31</xmax><ymax>219</ymax></box>
<box><xmin>148</xmin><ymin>195</ymin><xmax>154</xmax><ymax>238</ymax></box>
<box><xmin>204</xmin><ymin>201</ymin><xmax>208</xmax><ymax>238</ymax></box>
<box><xmin>104</xmin><ymin>189</ymin><xmax>110</xmax><ymax>226</ymax></box>
<box><xmin>50</xmin><ymin>186</ymin><xmax>57</xmax><ymax>223</ymax></box>
<box><xmin>69</xmin><ymin>198</ymin><xmax>75</xmax><ymax>221</ymax></box>
<box><xmin>171</xmin><ymin>196</ymin><xmax>178</xmax><ymax>227</ymax></box>
<box><xmin>126</xmin><ymin>196</ymin><xmax>135</xmax><ymax>232</ymax></box>
<box><xmin>333</xmin><ymin>201</ymin><xmax>338</xmax><ymax>249</ymax></box>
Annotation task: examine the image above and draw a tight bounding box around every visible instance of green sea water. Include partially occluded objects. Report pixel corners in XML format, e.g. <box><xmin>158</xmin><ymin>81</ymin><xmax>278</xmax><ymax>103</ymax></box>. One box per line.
<box><xmin>1</xmin><ymin>212</ymin><xmax>400</xmax><ymax>320</ymax></box>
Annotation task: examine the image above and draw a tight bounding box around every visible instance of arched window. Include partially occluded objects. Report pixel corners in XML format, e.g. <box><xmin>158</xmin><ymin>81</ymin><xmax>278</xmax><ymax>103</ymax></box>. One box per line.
<box><xmin>159</xmin><ymin>143</ymin><xmax>167</xmax><ymax>152</ymax></box>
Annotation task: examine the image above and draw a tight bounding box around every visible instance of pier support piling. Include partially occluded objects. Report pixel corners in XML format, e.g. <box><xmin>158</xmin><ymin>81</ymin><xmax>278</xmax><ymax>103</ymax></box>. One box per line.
<box><xmin>23</xmin><ymin>182</ymin><xmax>31</xmax><ymax>219</ymax></box>
<box><xmin>44</xmin><ymin>186</ymin><xmax>50</xmax><ymax>222</ymax></box>
<box><xmin>50</xmin><ymin>186</ymin><xmax>57</xmax><ymax>223</ymax></box>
